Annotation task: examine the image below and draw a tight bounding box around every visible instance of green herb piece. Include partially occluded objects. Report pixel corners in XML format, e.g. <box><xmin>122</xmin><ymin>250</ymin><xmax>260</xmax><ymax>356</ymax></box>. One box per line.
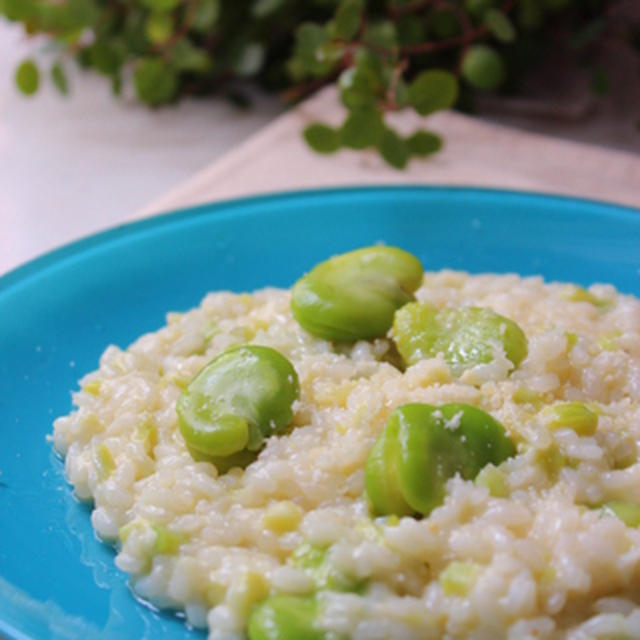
<box><xmin>407</xmin><ymin>130</ymin><xmax>443</xmax><ymax>156</ymax></box>
<box><xmin>304</xmin><ymin>124</ymin><xmax>342</xmax><ymax>153</ymax></box>
<box><xmin>440</xmin><ymin>561</ymin><xmax>480</xmax><ymax>596</ymax></box>
<box><xmin>15</xmin><ymin>59</ymin><xmax>40</xmax><ymax>95</ymax></box>
<box><xmin>484</xmin><ymin>9</ymin><xmax>516</xmax><ymax>43</ymax></box>
<box><xmin>461</xmin><ymin>45</ymin><xmax>505</xmax><ymax>90</ymax></box>
<box><xmin>134</xmin><ymin>58</ymin><xmax>178</xmax><ymax>106</ymax></box>
<box><xmin>407</xmin><ymin>69</ymin><xmax>458</xmax><ymax>115</ymax></box>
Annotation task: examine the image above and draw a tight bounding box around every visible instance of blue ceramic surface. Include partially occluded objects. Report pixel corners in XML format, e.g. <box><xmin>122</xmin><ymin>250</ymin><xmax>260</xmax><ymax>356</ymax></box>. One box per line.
<box><xmin>0</xmin><ymin>187</ymin><xmax>638</xmax><ymax>640</ymax></box>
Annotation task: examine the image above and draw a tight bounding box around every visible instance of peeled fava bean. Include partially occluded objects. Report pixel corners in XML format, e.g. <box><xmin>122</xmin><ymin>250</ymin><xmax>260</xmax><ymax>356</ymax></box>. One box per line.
<box><xmin>177</xmin><ymin>345</ymin><xmax>299</xmax><ymax>465</ymax></box>
<box><xmin>392</xmin><ymin>302</ymin><xmax>528</xmax><ymax>375</ymax></box>
<box><xmin>365</xmin><ymin>403</ymin><xmax>516</xmax><ymax>517</ymax></box>
<box><xmin>248</xmin><ymin>595</ymin><xmax>338</xmax><ymax>640</ymax></box>
<box><xmin>291</xmin><ymin>246</ymin><xmax>423</xmax><ymax>341</ymax></box>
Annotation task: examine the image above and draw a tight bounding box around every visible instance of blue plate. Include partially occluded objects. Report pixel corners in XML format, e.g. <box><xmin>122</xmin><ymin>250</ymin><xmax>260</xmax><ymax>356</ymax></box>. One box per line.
<box><xmin>1</xmin><ymin>187</ymin><xmax>639</xmax><ymax>640</ymax></box>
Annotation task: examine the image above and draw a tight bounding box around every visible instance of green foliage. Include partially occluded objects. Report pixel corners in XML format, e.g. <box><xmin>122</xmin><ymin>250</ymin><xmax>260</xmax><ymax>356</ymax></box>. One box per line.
<box><xmin>304</xmin><ymin>123</ymin><xmax>341</xmax><ymax>153</ymax></box>
<box><xmin>15</xmin><ymin>59</ymin><xmax>39</xmax><ymax>95</ymax></box>
<box><xmin>378</xmin><ymin>128</ymin><xmax>410</xmax><ymax>169</ymax></box>
<box><xmin>407</xmin><ymin>70</ymin><xmax>458</xmax><ymax>116</ymax></box>
<box><xmin>461</xmin><ymin>45</ymin><xmax>506</xmax><ymax>90</ymax></box>
<box><xmin>407</xmin><ymin>130</ymin><xmax>442</xmax><ymax>156</ymax></box>
<box><xmin>341</xmin><ymin>108</ymin><xmax>384</xmax><ymax>149</ymax></box>
<box><xmin>484</xmin><ymin>9</ymin><xmax>516</xmax><ymax>43</ymax></box>
<box><xmin>134</xmin><ymin>58</ymin><xmax>178</xmax><ymax>106</ymax></box>
<box><xmin>1</xmin><ymin>0</ymin><xmax>630</xmax><ymax>167</ymax></box>
<box><xmin>50</xmin><ymin>62</ymin><xmax>69</xmax><ymax>95</ymax></box>
<box><xmin>330</xmin><ymin>0</ymin><xmax>363</xmax><ymax>40</ymax></box>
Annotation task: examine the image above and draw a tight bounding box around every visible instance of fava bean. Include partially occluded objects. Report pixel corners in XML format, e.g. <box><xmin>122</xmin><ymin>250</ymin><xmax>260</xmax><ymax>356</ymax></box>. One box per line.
<box><xmin>366</xmin><ymin>403</ymin><xmax>515</xmax><ymax>517</ymax></box>
<box><xmin>291</xmin><ymin>246</ymin><xmax>423</xmax><ymax>341</ymax></box>
<box><xmin>392</xmin><ymin>303</ymin><xmax>528</xmax><ymax>375</ymax></box>
<box><xmin>177</xmin><ymin>345</ymin><xmax>299</xmax><ymax>465</ymax></box>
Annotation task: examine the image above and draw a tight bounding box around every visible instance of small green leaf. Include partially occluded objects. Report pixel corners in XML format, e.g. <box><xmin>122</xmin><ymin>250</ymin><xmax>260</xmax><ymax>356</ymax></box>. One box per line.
<box><xmin>407</xmin><ymin>130</ymin><xmax>442</xmax><ymax>156</ymax></box>
<box><xmin>341</xmin><ymin>108</ymin><xmax>384</xmax><ymax>149</ymax></box>
<box><xmin>461</xmin><ymin>45</ymin><xmax>505</xmax><ymax>90</ymax></box>
<box><xmin>378</xmin><ymin>128</ymin><xmax>409</xmax><ymax>169</ymax></box>
<box><xmin>338</xmin><ymin>66</ymin><xmax>380</xmax><ymax>109</ymax></box>
<box><xmin>50</xmin><ymin>62</ymin><xmax>69</xmax><ymax>95</ymax></box>
<box><xmin>122</xmin><ymin>12</ymin><xmax>148</xmax><ymax>55</ymax></box>
<box><xmin>192</xmin><ymin>0</ymin><xmax>219</xmax><ymax>32</ymax></box>
<box><xmin>140</xmin><ymin>0</ymin><xmax>181</xmax><ymax>11</ymax></box>
<box><xmin>428</xmin><ymin>8</ymin><xmax>461</xmax><ymax>39</ymax></box>
<box><xmin>396</xmin><ymin>16</ymin><xmax>425</xmax><ymax>46</ymax></box>
<box><xmin>252</xmin><ymin>0</ymin><xmax>283</xmax><ymax>18</ymax></box>
<box><xmin>484</xmin><ymin>9</ymin><xmax>516</xmax><ymax>43</ymax></box>
<box><xmin>394</xmin><ymin>78</ymin><xmax>409</xmax><ymax>108</ymax></box>
<box><xmin>170</xmin><ymin>40</ymin><xmax>212</xmax><ymax>73</ymax></box>
<box><xmin>316</xmin><ymin>41</ymin><xmax>345</xmax><ymax>66</ymax></box>
<box><xmin>111</xmin><ymin>74</ymin><xmax>122</xmax><ymax>95</ymax></box>
<box><xmin>145</xmin><ymin>11</ymin><xmax>173</xmax><ymax>45</ymax></box>
<box><xmin>15</xmin><ymin>59</ymin><xmax>39</xmax><ymax>96</ymax></box>
<box><xmin>66</xmin><ymin>0</ymin><xmax>101</xmax><ymax>27</ymax></box>
<box><xmin>87</xmin><ymin>40</ymin><xmax>125</xmax><ymax>76</ymax></box>
<box><xmin>288</xmin><ymin>23</ymin><xmax>332</xmax><ymax>79</ymax></box>
<box><xmin>517</xmin><ymin>0</ymin><xmax>542</xmax><ymax>31</ymax></box>
<box><xmin>353</xmin><ymin>49</ymin><xmax>385</xmax><ymax>82</ymax></box>
<box><xmin>363</xmin><ymin>19</ymin><xmax>397</xmax><ymax>48</ymax></box>
<box><xmin>2</xmin><ymin>0</ymin><xmax>36</xmax><ymax>21</ymax></box>
<box><xmin>465</xmin><ymin>0</ymin><xmax>497</xmax><ymax>17</ymax></box>
<box><xmin>304</xmin><ymin>123</ymin><xmax>341</xmax><ymax>153</ymax></box>
<box><xmin>407</xmin><ymin>69</ymin><xmax>458</xmax><ymax>115</ymax></box>
<box><xmin>134</xmin><ymin>58</ymin><xmax>178</xmax><ymax>106</ymax></box>
<box><xmin>331</xmin><ymin>0</ymin><xmax>363</xmax><ymax>40</ymax></box>
<box><xmin>234</xmin><ymin>43</ymin><xmax>265</xmax><ymax>76</ymax></box>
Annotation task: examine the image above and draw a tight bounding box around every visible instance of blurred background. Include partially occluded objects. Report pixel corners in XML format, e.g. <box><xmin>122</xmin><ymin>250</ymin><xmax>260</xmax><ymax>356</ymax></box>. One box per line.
<box><xmin>1</xmin><ymin>0</ymin><xmax>639</xmax><ymax>274</ymax></box>
<box><xmin>0</xmin><ymin>20</ymin><xmax>280</xmax><ymax>273</ymax></box>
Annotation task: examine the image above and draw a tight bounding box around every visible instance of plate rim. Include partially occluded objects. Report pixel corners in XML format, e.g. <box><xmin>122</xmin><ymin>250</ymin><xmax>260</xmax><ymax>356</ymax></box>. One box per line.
<box><xmin>2</xmin><ymin>185</ymin><xmax>639</xmax><ymax>297</ymax></box>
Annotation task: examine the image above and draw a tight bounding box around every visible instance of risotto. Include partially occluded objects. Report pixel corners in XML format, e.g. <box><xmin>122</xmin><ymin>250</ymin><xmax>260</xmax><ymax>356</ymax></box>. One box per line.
<box><xmin>52</xmin><ymin>247</ymin><xmax>640</xmax><ymax>640</ymax></box>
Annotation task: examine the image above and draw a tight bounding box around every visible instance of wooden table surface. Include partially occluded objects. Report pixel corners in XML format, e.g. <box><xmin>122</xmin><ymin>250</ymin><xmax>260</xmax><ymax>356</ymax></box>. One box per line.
<box><xmin>142</xmin><ymin>86</ymin><xmax>640</xmax><ymax>216</ymax></box>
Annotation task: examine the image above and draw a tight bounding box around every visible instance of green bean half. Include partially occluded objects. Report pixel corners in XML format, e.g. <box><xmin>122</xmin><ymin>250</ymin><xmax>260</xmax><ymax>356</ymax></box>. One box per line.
<box><xmin>392</xmin><ymin>302</ymin><xmax>528</xmax><ymax>375</ymax></box>
<box><xmin>366</xmin><ymin>403</ymin><xmax>516</xmax><ymax>517</ymax></box>
<box><xmin>177</xmin><ymin>345</ymin><xmax>299</xmax><ymax>466</ymax></box>
<box><xmin>291</xmin><ymin>246</ymin><xmax>423</xmax><ymax>341</ymax></box>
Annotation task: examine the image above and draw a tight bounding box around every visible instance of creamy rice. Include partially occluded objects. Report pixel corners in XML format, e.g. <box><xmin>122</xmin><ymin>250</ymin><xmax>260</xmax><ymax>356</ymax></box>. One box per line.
<box><xmin>53</xmin><ymin>270</ymin><xmax>640</xmax><ymax>639</ymax></box>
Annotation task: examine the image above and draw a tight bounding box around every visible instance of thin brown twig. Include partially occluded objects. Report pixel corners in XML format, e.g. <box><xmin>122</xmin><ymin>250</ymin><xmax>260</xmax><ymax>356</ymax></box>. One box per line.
<box><xmin>284</xmin><ymin>0</ymin><xmax>518</xmax><ymax>106</ymax></box>
<box><xmin>399</xmin><ymin>0</ymin><xmax>516</xmax><ymax>56</ymax></box>
<box><xmin>385</xmin><ymin>57</ymin><xmax>409</xmax><ymax>110</ymax></box>
<box><xmin>280</xmin><ymin>66</ymin><xmax>345</xmax><ymax>103</ymax></box>
<box><xmin>156</xmin><ymin>0</ymin><xmax>199</xmax><ymax>55</ymax></box>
